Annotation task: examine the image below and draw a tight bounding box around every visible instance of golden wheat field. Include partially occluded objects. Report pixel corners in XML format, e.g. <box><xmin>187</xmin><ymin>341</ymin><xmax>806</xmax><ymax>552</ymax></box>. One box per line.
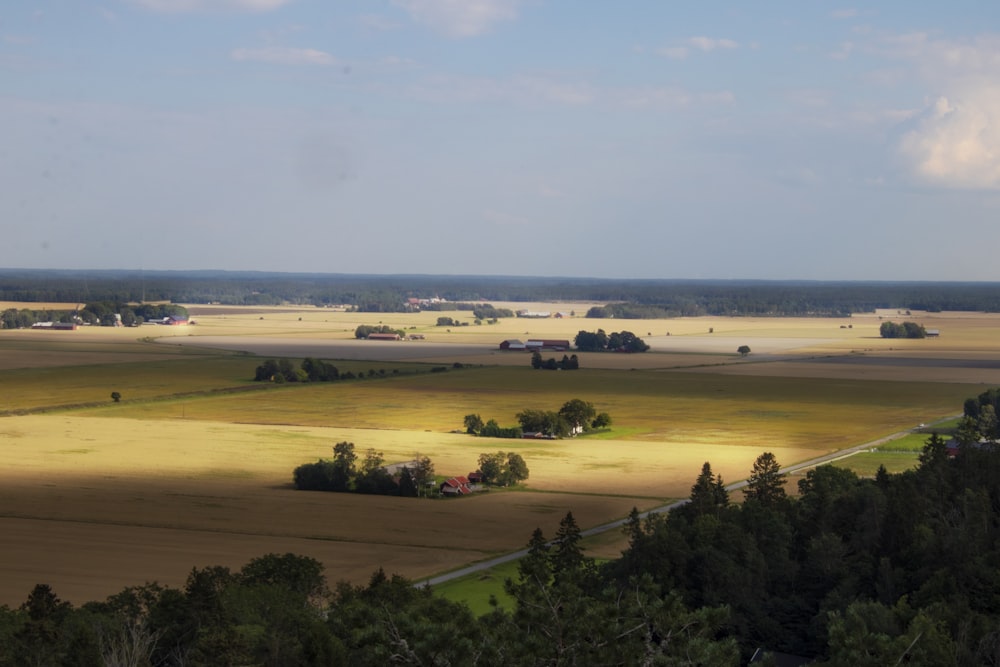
<box><xmin>2</xmin><ymin>304</ymin><xmax>999</xmax><ymax>605</ymax></box>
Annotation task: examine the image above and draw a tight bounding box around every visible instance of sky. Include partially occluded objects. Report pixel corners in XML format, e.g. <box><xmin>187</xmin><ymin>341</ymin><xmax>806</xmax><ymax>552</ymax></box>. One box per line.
<box><xmin>3</xmin><ymin>1</ymin><xmax>1000</xmax><ymax>281</ymax></box>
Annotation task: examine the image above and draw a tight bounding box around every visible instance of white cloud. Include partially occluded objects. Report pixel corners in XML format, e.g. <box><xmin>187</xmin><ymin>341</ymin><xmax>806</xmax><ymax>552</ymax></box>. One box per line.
<box><xmin>688</xmin><ymin>36</ymin><xmax>739</xmax><ymax>52</ymax></box>
<box><xmin>656</xmin><ymin>37</ymin><xmax>738</xmax><ymax>60</ymax></box>
<box><xmin>231</xmin><ymin>47</ymin><xmax>336</xmax><ymax>66</ymax></box>
<box><xmin>127</xmin><ymin>0</ymin><xmax>291</xmax><ymax>13</ymax></box>
<box><xmin>901</xmin><ymin>88</ymin><xmax>1000</xmax><ymax>189</ymax></box>
<box><xmin>392</xmin><ymin>0</ymin><xmax>521</xmax><ymax>37</ymax></box>
<box><xmin>880</xmin><ymin>33</ymin><xmax>1000</xmax><ymax>188</ymax></box>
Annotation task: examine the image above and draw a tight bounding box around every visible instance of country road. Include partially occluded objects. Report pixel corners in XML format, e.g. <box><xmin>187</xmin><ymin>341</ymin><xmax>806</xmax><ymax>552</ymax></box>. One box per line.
<box><xmin>414</xmin><ymin>417</ymin><xmax>957</xmax><ymax>588</ymax></box>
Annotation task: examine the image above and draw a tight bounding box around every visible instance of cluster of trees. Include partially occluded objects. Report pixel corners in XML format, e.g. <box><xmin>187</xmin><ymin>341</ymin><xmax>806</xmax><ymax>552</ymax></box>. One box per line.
<box><xmin>530</xmin><ymin>350</ymin><xmax>579</xmax><ymax>370</ymax></box>
<box><xmin>476</xmin><ymin>451</ymin><xmax>530</xmax><ymax>486</ymax></box>
<box><xmin>517</xmin><ymin>399</ymin><xmax>611</xmax><ymax>436</ymax></box>
<box><xmin>463</xmin><ymin>414</ymin><xmax>523</xmax><ymax>439</ymax></box>
<box><xmin>293</xmin><ymin>442</ymin><xmax>435</xmax><ymax>497</ymax></box>
<box><xmin>879</xmin><ymin>321</ymin><xmax>927</xmax><ymax>338</ymax></box>
<box><xmin>436</xmin><ymin>317</ymin><xmax>468</xmax><ymax>327</ymax></box>
<box><xmin>956</xmin><ymin>387</ymin><xmax>1000</xmax><ymax>444</ymax></box>
<box><xmin>465</xmin><ymin>399</ymin><xmax>611</xmax><ymax>439</ymax></box>
<box><xmin>353</xmin><ymin>324</ymin><xmax>404</xmax><ymax>339</ymax></box>
<box><xmin>573</xmin><ymin>329</ymin><xmax>650</xmax><ymax>352</ymax></box>
<box><xmin>472</xmin><ymin>305</ymin><xmax>514</xmax><ymax>320</ymax></box>
<box><xmin>254</xmin><ymin>358</ymin><xmax>340</xmax><ymax>383</ymax></box>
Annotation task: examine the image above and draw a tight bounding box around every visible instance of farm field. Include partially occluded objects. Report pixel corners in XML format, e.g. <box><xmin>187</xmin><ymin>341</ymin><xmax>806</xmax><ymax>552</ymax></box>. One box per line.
<box><xmin>0</xmin><ymin>305</ymin><xmax>998</xmax><ymax>606</ymax></box>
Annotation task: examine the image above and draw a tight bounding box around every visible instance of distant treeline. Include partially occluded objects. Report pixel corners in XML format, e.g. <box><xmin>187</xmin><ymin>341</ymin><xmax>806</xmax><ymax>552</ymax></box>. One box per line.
<box><xmin>1</xmin><ymin>302</ymin><xmax>187</xmax><ymax>329</ymax></box>
<box><xmin>2</xmin><ymin>269</ymin><xmax>1000</xmax><ymax>316</ymax></box>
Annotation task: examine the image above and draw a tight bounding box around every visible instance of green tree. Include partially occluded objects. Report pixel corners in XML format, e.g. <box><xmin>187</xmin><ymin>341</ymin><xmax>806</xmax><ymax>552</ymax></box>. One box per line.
<box><xmin>409</xmin><ymin>455</ymin><xmax>434</xmax><ymax>497</ymax></box>
<box><xmin>918</xmin><ymin>432</ymin><xmax>949</xmax><ymax>466</ymax></box>
<box><xmin>504</xmin><ymin>452</ymin><xmax>529</xmax><ymax>486</ymax></box>
<box><xmin>687</xmin><ymin>462</ymin><xmax>728</xmax><ymax>517</ymax></box>
<box><xmin>330</xmin><ymin>441</ymin><xmax>357</xmax><ymax>491</ymax></box>
<box><xmin>239</xmin><ymin>553</ymin><xmax>327</xmax><ymax>602</ymax></box>
<box><xmin>737</xmin><ymin>344</ymin><xmax>751</xmax><ymax>357</ymax></box>
<box><xmin>744</xmin><ymin>451</ymin><xmax>786</xmax><ymax>506</ymax></box>
<box><xmin>591</xmin><ymin>412</ymin><xmax>612</xmax><ymax>429</ymax></box>
<box><xmin>14</xmin><ymin>584</ymin><xmax>73</xmax><ymax>667</ymax></box>
<box><xmin>463</xmin><ymin>413</ymin><xmax>484</xmax><ymax>435</ymax></box>
<box><xmin>558</xmin><ymin>399</ymin><xmax>596</xmax><ymax>433</ymax></box>
<box><xmin>477</xmin><ymin>452</ymin><xmax>506</xmax><ymax>485</ymax></box>
<box><xmin>550</xmin><ymin>511</ymin><xmax>588</xmax><ymax>579</ymax></box>
<box><xmin>574</xmin><ymin>329</ymin><xmax>608</xmax><ymax>352</ymax></box>
<box><xmin>397</xmin><ymin>467</ymin><xmax>417</xmax><ymax>497</ymax></box>
<box><xmin>110</xmin><ymin>391</ymin><xmax>121</xmax><ymax>403</ymax></box>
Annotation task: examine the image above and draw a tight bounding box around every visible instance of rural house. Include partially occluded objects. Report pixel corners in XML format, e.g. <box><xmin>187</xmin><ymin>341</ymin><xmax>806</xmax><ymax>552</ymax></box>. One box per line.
<box><xmin>440</xmin><ymin>476</ymin><xmax>473</xmax><ymax>496</ymax></box>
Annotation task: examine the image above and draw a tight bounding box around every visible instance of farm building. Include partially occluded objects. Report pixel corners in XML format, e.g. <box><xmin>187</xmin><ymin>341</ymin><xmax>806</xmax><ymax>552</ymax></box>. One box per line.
<box><xmin>440</xmin><ymin>476</ymin><xmax>473</xmax><ymax>496</ymax></box>
<box><xmin>30</xmin><ymin>321</ymin><xmax>78</xmax><ymax>330</ymax></box>
<box><xmin>499</xmin><ymin>339</ymin><xmax>526</xmax><ymax>350</ymax></box>
<box><xmin>946</xmin><ymin>437</ymin><xmax>991</xmax><ymax>458</ymax></box>
<box><xmin>382</xmin><ymin>460</ymin><xmax>419</xmax><ymax>476</ymax></box>
<box><xmin>517</xmin><ymin>310</ymin><xmax>551</xmax><ymax>318</ymax></box>
<box><xmin>367</xmin><ymin>332</ymin><xmax>401</xmax><ymax>341</ymax></box>
<box><xmin>526</xmin><ymin>339</ymin><xmax>571</xmax><ymax>350</ymax></box>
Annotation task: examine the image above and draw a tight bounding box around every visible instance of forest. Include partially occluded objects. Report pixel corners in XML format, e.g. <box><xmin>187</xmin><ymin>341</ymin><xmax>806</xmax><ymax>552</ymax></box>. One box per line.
<box><xmin>3</xmin><ymin>423</ymin><xmax>1000</xmax><ymax>665</ymax></box>
<box><xmin>2</xmin><ymin>269</ymin><xmax>1000</xmax><ymax>316</ymax></box>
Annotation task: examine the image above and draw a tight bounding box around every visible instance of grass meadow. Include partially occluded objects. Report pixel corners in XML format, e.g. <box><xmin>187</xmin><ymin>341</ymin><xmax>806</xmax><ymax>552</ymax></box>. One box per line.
<box><xmin>0</xmin><ymin>305</ymin><xmax>998</xmax><ymax>606</ymax></box>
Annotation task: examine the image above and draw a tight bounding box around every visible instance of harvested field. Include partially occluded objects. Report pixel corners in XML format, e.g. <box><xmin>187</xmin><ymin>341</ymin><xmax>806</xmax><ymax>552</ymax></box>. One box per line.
<box><xmin>0</xmin><ymin>415</ymin><xmax>668</xmax><ymax>606</ymax></box>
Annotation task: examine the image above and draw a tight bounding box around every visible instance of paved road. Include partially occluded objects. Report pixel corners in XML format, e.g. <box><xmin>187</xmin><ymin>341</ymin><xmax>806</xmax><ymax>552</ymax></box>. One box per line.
<box><xmin>414</xmin><ymin>417</ymin><xmax>957</xmax><ymax>588</ymax></box>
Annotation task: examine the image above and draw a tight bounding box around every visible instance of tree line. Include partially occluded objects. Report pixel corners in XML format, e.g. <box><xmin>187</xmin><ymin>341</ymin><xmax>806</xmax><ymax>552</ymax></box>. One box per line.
<box><xmin>254</xmin><ymin>358</ymin><xmax>341</xmax><ymax>383</ymax></box>
<box><xmin>293</xmin><ymin>443</ymin><xmax>529</xmax><ymax>496</ymax></box>
<box><xmin>1</xmin><ymin>302</ymin><xmax>187</xmax><ymax>329</ymax></box>
<box><xmin>293</xmin><ymin>442</ymin><xmax>436</xmax><ymax>497</ymax></box>
<box><xmin>5</xmin><ymin>269</ymin><xmax>1000</xmax><ymax>315</ymax></box>
<box><xmin>530</xmin><ymin>351</ymin><xmax>579</xmax><ymax>370</ymax></box>
<box><xmin>465</xmin><ymin>399</ymin><xmax>611</xmax><ymax>439</ymax></box>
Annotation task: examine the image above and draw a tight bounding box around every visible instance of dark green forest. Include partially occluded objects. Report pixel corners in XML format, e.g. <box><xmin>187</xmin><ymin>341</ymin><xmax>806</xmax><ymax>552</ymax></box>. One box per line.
<box><xmin>2</xmin><ymin>269</ymin><xmax>1000</xmax><ymax>316</ymax></box>
<box><xmin>5</xmin><ymin>429</ymin><xmax>1000</xmax><ymax>665</ymax></box>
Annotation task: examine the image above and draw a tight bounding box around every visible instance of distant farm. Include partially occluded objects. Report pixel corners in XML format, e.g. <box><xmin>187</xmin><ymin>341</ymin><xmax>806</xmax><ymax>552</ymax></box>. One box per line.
<box><xmin>0</xmin><ymin>303</ymin><xmax>998</xmax><ymax>605</ymax></box>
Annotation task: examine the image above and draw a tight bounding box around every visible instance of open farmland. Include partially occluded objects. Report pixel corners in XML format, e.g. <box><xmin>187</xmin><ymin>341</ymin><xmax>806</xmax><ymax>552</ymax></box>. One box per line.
<box><xmin>1</xmin><ymin>305</ymin><xmax>999</xmax><ymax>606</ymax></box>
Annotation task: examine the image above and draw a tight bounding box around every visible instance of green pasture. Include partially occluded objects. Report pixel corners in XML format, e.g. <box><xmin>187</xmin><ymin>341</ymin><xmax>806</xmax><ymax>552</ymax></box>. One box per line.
<box><xmin>830</xmin><ymin>451</ymin><xmax>920</xmax><ymax>476</ymax></box>
<box><xmin>77</xmin><ymin>364</ymin><xmax>977</xmax><ymax>452</ymax></box>
<box><xmin>873</xmin><ymin>433</ymin><xmax>934</xmax><ymax>453</ymax></box>
<box><xmin>432</xmin><ymin>560</ymin><xmax>519</xmax><ymax>616</ymax></box>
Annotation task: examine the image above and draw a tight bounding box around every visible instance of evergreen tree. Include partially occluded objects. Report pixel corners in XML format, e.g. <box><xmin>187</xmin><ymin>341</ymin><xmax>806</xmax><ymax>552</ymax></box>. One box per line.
<box><xmin>744</xmin><ymin>452</ymin><xmax>787</xmax><ymax>506</ymax></box>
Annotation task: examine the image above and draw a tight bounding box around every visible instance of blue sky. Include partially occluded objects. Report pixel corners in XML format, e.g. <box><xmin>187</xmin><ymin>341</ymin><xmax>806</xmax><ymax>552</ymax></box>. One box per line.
<box><xmin>3</xmin><ymin>1</ymin><xmax>1000</xmax><ymax>280</ymax></box>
